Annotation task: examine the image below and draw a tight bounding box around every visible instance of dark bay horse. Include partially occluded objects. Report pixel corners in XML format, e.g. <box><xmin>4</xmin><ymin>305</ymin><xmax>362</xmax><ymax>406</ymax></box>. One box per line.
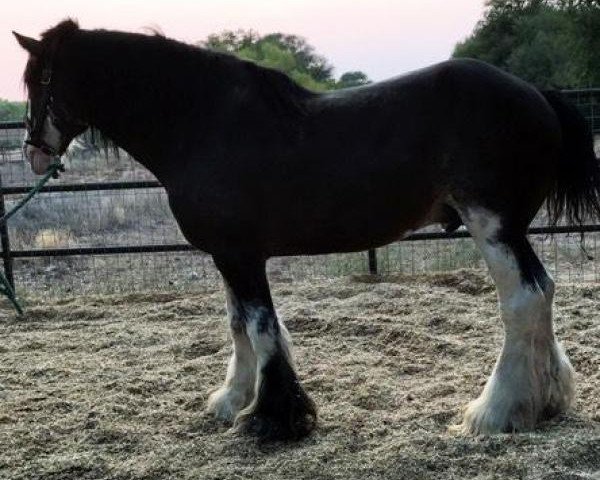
<box><xmin>14</xmin><ymin>20</ymin><xmax>600</xmax><ymax>440</ymax></box>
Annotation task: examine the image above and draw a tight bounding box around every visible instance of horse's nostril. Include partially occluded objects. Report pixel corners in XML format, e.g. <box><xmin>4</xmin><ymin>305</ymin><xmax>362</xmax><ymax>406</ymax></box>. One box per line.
<box><xmin>24</xmin><ymin>145</ymin><xmax>33</xmax><ymax>162</ymax></box>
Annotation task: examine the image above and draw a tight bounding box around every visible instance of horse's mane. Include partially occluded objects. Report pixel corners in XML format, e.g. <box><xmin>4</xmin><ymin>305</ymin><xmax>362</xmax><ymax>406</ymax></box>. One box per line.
<box><xmin>27</xmin><ymin>19</ymin><xmax>314</xmax><ymax>155</ymax></box>
<box><xmin>42</xmin><ymin>18</ymin><xmax>80</xmax><ymax>41</ymax></box>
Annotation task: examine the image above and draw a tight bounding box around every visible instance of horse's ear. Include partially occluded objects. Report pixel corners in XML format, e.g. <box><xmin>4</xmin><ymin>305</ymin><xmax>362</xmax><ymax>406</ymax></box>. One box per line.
<box><xmin>13</xmin><ymin>32</ymin><xmax>42</xmax><ymax>56</ymax></box>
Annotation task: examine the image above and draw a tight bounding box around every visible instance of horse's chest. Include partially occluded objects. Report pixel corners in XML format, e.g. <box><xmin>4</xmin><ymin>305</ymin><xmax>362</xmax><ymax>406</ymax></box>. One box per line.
<box><xmin>165</xmin><ymin>186</ymin><xmax>258</xmax><ymax>254</ymax></box>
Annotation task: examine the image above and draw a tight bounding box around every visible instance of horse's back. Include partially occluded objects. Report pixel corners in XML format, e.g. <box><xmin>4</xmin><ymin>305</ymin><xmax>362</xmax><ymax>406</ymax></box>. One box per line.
<box><xmin>314</xmin><ymin>58</ymin><xmax>556</xmax><ymax>131</ymax></box>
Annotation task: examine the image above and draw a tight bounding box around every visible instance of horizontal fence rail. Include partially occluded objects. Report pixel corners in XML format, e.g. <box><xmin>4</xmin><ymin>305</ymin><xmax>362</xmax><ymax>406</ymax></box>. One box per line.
<box><xmin>0</xmin><ymin>87</ymin><xmax>599</xmax><ymax>295</ymax></box>
<box><xmin>6</xmin><ymin>225</ymin><xmax>600</xmax><ymax>259</ymax></box>
<box><xmin>0</xmin><ymin>180</ymin><xmax>163</xmax><ymax>195</ymax></box>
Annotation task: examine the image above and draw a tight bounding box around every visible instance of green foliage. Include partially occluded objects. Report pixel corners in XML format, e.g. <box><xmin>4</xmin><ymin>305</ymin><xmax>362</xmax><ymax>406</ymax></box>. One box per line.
<box><xmin>201</xmin><ymin>30</ymin><xmax>370</xmax><ymax>91</ymax></box>
<box><xmin>453</xmin><ymin>0</ymin><xmax>600</xmax><ymax>88</ymax></box>
<box><xmin>262</xmin><ymin>33</ymin><xmax>335</xmax><ymax>83</ymax></box>
<box><xmin>0</xmin><ymin>100</ymin><xmax>26</xmax><ymax>150</ymax></box>
<box><xmin>0</xmin><ymin>99</ymin><xmax>26</xmax><ymax>122</ymax></box>
<box><xmin>337</xmin><ymin>71</ymin><xmax>371</xmax><ymax>89</ymax></box>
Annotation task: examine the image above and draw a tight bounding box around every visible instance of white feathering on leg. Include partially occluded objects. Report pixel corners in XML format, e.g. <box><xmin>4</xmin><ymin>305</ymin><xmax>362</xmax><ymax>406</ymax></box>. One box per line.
<box><xmin>452</xmin><ymin>207</ymin><xmax>574</xmax><ymax>435</ymax></box>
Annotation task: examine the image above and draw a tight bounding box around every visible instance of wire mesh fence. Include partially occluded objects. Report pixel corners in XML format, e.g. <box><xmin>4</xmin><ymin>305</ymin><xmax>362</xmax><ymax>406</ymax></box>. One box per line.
<box><xmin>1</xmin><ymin>88</ymin><xmax>599</xmax><ymax>298</ymax></box>
<box><xmin>563</xmin><ymin>88</ymin><xmax>600</xmax><ymax>133</ymax></box>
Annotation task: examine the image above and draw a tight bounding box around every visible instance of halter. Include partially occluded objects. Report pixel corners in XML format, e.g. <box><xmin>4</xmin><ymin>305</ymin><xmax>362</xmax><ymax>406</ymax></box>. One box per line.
<box><xmin>24</xmin><ymin>65</ymin><xmax>58</xmax><ymax>156</ymax></box>
<box><xmin>23</xmin><ymin>40</ymin><xmax>86</xmax><ymax>160</ymax></box>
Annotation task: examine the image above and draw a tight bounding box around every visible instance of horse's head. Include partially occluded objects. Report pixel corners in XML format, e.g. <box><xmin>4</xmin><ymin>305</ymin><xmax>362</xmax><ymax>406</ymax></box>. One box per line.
<box><xmin>14</xmin><ymin>20</ymin><xmax>88</xmax><ymax>174</ymax></box>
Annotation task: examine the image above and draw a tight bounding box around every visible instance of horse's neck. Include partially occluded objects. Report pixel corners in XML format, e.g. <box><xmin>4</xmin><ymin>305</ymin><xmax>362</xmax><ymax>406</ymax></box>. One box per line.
<box><xmin>80</xmin><ymin>48</ymin><xmax>229</xmax><ymax>180</ymax></box>
<box><xmin>76</xmin><ymin>37</ymin><xmax>308</xmax><ymax>182</ymax></box>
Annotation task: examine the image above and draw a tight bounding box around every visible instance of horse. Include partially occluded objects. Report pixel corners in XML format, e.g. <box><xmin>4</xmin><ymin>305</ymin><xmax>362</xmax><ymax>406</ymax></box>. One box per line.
<box><xmin>14</xmin><ymin>19</ymin><xmax>600</xmax><ymax>440</ymax></box>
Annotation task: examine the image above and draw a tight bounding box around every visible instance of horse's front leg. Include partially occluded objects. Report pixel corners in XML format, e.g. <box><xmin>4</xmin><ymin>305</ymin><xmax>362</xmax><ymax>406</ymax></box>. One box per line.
<box><xmin>210</xmin><ymin>254</ymin><xmax>317</xmax><ymax>440</ymax></box>
<box><xmin>207</xmin><ymin>284</ymin><xmax>257</xmax><ymax>422</ymax></box>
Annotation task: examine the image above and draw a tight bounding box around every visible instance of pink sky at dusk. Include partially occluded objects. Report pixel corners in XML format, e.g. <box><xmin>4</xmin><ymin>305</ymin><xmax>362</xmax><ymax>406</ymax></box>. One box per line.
<box><xmin>0</xmin><ymin>0</ymin><xmax>485</xmax><ymax>101</ymax></box>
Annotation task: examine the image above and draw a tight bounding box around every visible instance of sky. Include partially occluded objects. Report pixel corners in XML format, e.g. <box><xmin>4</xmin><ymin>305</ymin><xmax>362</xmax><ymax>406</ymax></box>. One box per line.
<box><xmin>1</xmin><ymin>0</ymin><xmax>485</xmax><ymax>101</ymax></box>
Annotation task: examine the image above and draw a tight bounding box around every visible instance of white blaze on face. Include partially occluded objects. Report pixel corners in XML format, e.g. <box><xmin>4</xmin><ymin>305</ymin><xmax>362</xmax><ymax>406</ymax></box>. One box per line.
<box><xmin>24</xmin><ymin>114</ymin><xmax>63</xmax><ymax>175</ymax></box>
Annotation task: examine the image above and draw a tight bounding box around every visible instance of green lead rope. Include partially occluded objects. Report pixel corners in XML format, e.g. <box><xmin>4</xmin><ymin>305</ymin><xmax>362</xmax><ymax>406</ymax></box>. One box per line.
<box><xmin>0</xmin><ymin>160</ymin><xmax>64</xmax><ymax>314</ymax></box>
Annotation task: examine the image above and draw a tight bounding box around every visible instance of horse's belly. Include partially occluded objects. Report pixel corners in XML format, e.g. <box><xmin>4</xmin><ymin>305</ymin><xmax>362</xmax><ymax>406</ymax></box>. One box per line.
<box><xmin>264</xmin><ymin>196</ymin><xmax>436</xmax><ymax>256</ymax></box>
<box><xmin>167</xmin><ymin>155</ymin><xmax>441</xmax><ymax>257</ymax></box>
<box><xmin>267</xmin><ymin>227</ymin><xmax>411</xmax><ymax>256</ymax></box>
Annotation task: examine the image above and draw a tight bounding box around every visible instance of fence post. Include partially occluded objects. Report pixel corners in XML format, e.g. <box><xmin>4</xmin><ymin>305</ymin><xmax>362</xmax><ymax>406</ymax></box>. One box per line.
<box><xmin>0</xmin><ymin>173</ymin><xmax>15</xmax><ymax>289</ymax></box>
<box><xmin>368</xmin><ymin>248</ymin><xmax>378</xmax><ymax>275</ymax></box>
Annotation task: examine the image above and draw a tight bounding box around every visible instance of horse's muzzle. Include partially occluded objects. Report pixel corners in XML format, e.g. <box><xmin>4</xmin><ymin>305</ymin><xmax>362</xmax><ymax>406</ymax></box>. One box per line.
<box><xmin>25</xmin><ymin>144</ymin><xmax>55</xmax><ymax>175</ymax></box>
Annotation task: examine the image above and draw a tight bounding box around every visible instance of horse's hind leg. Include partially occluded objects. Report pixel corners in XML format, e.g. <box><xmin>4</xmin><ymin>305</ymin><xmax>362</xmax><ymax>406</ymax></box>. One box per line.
<box><xmin>211</xmin><ymin>254</ymin><xmax>317</xmax><ymax>440</ymax></box>
<box><xmin>454</xmin><ymin>207</ymin><xmax>574</xmax><ymax>434</ymax></box>
<box><xmin>207</xmin><ymin>285</ymin><xmax>257</xmax><ymax>422</ymax></box>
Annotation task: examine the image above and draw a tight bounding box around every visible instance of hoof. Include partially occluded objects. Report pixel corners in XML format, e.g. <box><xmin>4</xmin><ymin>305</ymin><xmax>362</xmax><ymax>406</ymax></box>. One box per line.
<box><xmin>207</xmin><ymin>386</ymin><xmax>253</xmax><ymax>423</ymax></box>
<box><xmin>234</xmin><ymin>397</ymin><xmax>317</xmax><ymax>441</ymax></box>
<box><xmin>234</xmin><ymin>351</ymin><xmax>318</xmax><ymax>441</ymax></box>
<box><xmin>453</xmin><ymin>396</ymin><xmax>537</xmax><ymax>435</ymax></box>
<box><xmin>452</xmin><ymin>349</ymin><xmax>575</xmax><ymax>435</ymax></box>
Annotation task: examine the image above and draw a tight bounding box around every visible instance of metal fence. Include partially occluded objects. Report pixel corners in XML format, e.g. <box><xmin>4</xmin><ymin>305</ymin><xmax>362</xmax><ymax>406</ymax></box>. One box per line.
<box><xmin>564</xmin><ymin>88</ymin><xmax>600</xmax><ymax>133</ymax></box>
<box><xmin>0</xmin><ymin>89</ymin><xmax>599</xmax><ymax>297</ymax></box>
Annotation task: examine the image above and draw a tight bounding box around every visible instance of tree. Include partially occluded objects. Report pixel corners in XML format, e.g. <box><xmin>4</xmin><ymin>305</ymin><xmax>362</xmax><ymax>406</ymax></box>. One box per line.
<box><xmin>0</xmin><ymin>99</ymin><xmax>26</xmax><ymax>122</ymax></box>
<box><xmin>337</xmin><ymin>71</ymin><xmax>371</xmax><ymax>89</ymax></box>
<box><xmin>200</xmin><ymin>30</ymin><xmax>370</xmax><ymax>91</ymax></box>
<box><xmin>453</xmin><ymin>0</ymin><xmax>600</xmax><ymax>88</ymax></box>
<box><xmin>261</xmin><ymin>33</ymin><xmax>334</xmax><ymax>83</ymax></box>
<box><xmin>573</xmin><ymin>3</ymin><xmax>600</xmax><ymax>85</ymax></box>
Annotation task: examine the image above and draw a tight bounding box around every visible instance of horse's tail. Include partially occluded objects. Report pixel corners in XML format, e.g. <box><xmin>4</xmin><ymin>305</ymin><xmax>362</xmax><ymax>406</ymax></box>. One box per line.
<box><xmin>543</xmin><ymin>89</ymin><xmax>600</xmax><ymax>226</ymax></box>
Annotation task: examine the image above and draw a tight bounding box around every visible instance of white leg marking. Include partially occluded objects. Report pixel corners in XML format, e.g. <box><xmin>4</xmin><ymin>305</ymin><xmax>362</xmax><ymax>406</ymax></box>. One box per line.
<box><xmin>455</xmin><ymin>208</ymin><xmax>574</xmax><ymax>434</ymax></box>
<box><xmin>207</xmin><ymin>290</ymin><xmax>257</xmax><ymax>422</ymax></box>
<box><xmin>235</xmin><ymin>304</ymin><xmax>294</xmax><ymax>422</ymax></box>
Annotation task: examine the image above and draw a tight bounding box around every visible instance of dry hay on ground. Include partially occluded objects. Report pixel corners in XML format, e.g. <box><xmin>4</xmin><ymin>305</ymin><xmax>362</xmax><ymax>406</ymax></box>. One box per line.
<box><xmin>0</xmin><ymin>270</ymin><xmax>598</xmax><ymax>480</ymax></box>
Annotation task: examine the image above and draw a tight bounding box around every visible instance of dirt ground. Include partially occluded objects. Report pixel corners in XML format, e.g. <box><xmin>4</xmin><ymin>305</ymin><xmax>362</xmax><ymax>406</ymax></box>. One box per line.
<box><xmin>0</xmin><ymin>270</ymin><xmax>598</xmax><ymax>480</ymax></box>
